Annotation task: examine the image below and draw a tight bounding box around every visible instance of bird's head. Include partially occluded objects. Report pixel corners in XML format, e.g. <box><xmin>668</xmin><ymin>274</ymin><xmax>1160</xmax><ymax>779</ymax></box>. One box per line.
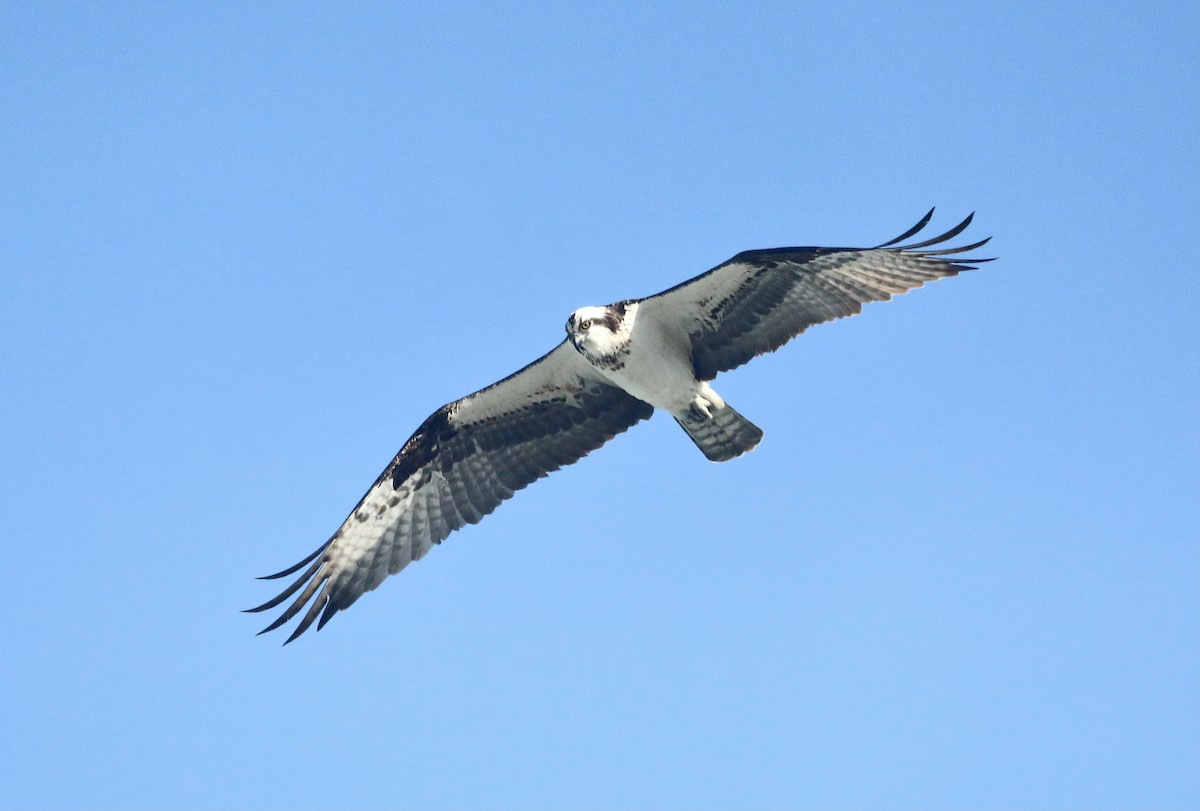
<box><xmin>566</xmin><ymin>302</ymin><xmax>635</xmax><ymax>361</ymax></box>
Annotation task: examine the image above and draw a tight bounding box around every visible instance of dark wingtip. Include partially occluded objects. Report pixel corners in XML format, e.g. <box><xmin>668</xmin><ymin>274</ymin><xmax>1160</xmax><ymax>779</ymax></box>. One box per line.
<box><xmin>911</xmin><ymin>235</ymin><xmax>993</xmax><ymax>258</ymax></box>
<box><xmin>895</xmin><ymin>212</ymin><xmax>975</xmax><ymax>250</ymax></box>
<box><xmin>316</xmin><ymin>601</ymin><xmax>341</xmax><ymax>632</ymax></box>
<box><xmin>256</xmin><ymin>538</ymin><xmax>334</xmax><ymax>581</ymax></box>
<box><xmin>874</xmin><ymin>207</ymin><xmax>936</xmax><ymax>248</ymax></box>
<box><xmin>255</xmin><ymin>611</ymin><xmax>294</xmax><ymax>636</ymax></box>
<box><xmin>253</xmin><ymin>616</ymin><xmax>307</xmax><ymax>645</ymax></box>
<box><xmin>244</xmin><ymin>555</ymin><xmax>326</xmax><ymax>615</ymax></box>
<box><xmin>960</xmin><ymin>234</ymin><xmax>990</xmax><ymax>252</ymax></box>
<box><xmin>282</xmin><ymin>590</ymin><xmax>331</xmax><ymax>644</ymax></box>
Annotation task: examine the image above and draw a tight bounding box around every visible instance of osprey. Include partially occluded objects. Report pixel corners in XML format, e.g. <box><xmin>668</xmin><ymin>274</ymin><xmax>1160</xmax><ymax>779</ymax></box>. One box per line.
<box><xmin>249</xmin><ymin>209</ymin><xmax>992</xmax><ymax>642</ymax></box>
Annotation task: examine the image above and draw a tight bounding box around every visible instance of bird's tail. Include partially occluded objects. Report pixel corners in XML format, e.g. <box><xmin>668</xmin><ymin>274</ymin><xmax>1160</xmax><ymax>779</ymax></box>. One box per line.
<box><xmin>674</xmin><ymin>402</ymin><xmax>764</xmax><ymax>462</ymax></box>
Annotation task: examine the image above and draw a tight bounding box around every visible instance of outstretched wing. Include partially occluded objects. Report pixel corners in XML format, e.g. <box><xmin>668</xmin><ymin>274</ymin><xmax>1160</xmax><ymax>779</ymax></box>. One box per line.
<box><xmin>637</xmin><ymin>210</ymin><xmax>993</xmax><ymax>381</ymax></box>
<box><xmin>247</xmin><ymin>340</ymin><xmax>654</xmax><ymax>643</ymax></box>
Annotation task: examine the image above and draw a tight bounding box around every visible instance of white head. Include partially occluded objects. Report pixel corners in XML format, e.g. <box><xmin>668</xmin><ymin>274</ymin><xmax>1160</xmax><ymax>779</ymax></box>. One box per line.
<box><xmin>565</xmin><ymin>301</ymin><xmax>636</xmax><ymax>362</ymax></box>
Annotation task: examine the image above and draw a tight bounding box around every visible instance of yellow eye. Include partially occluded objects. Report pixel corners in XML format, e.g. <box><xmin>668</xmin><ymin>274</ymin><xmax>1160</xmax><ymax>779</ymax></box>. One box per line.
<box><xmin>580</xmin><ymin>319</ymin><xmax>593</xmax><ymax>330</ymax></box>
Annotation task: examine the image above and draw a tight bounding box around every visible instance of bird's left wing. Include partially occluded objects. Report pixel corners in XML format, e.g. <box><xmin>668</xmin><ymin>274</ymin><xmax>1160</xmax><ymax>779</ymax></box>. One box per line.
<box><xmin>247</xmin><ymin>340</ymin><xmax>654</xmax><ymax>643</ymax></box>
<box><xmin>637</xmin><ymin>210</ymin><xmax>993</xmax><ymax>381</ymax></box>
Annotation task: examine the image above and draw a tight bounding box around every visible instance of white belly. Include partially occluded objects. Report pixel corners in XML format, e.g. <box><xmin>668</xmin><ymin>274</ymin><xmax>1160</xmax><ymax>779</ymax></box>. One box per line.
<box><xmin>591</xmin><ymin>310</ymin><xmax>705</xmax><ymax>414</ymax></box>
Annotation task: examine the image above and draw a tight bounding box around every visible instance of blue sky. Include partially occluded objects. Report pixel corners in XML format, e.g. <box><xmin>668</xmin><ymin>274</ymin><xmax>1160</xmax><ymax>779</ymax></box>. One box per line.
<box><xmin>3</xmin><ymin>2</ymin><xmax>1197</xmax><ymax>809</ymax></box>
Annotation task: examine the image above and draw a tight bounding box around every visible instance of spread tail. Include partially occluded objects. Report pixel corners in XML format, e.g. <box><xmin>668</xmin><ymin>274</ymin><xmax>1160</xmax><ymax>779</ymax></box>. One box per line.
<box><xmin>674</xmin><ymin>403</ymin><xmax>763</xmax><ymax>462</ymax></box>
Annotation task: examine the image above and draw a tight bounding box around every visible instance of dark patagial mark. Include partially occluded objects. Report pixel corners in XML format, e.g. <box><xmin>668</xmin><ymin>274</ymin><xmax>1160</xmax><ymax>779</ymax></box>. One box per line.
<box><xmin>386</xmin><ymin>407</ymin><xmax>457</xmax><ymax>490</ymax></box>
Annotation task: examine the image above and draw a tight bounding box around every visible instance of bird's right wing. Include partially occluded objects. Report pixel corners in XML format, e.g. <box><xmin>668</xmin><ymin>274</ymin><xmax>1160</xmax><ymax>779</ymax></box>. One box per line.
<box><xmin>247</xmin><ymin>340</ymin><xmax>654</xmax><ymax>643</ymax></box>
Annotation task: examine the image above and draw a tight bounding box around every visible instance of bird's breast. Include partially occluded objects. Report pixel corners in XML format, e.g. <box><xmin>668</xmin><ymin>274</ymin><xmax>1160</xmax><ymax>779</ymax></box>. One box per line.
<box><xmin>587</xmin><ymin>316</ymin><xmax>698</xmax><ymax>412</ymax></box>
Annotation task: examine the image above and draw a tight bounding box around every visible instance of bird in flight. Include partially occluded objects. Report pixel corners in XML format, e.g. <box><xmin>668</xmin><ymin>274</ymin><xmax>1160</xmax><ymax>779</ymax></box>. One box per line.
<box><xmin>248</xmin><ymin>209</ymin><xmax>993</xmax><ymax>642</ymax></box>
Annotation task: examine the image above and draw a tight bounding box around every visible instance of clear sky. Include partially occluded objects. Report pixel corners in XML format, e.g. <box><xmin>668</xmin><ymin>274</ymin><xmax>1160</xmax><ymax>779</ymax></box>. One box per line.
<box><xmin>3</xmin><ymin>2</ymin><xmax>1197</xmax><ymax>809</ymax></box>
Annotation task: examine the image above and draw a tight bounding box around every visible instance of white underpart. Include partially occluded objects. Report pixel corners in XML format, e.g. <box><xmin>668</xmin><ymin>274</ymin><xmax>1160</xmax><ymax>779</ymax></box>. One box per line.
<box><xmin>570</xmin><ymin>302</ymin><xmax>724</xmax><ymax>419</ymax></box>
